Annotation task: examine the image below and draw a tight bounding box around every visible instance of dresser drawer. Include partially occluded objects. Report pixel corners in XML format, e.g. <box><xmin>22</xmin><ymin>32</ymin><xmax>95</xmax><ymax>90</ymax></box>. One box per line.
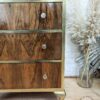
<box><xmin>0</xmin><ymin>63</ymin><xmax>61</xmax><ymax>89</ymax></box>
<box><xmin>0</xmin><ymin>3</ymin><xmax>62</xmax><ymax>30</ymax></box>
<box><xmin>0</xmin><ymin>32</ymin><xmax>62</xmax><ymax>60</ymax></box>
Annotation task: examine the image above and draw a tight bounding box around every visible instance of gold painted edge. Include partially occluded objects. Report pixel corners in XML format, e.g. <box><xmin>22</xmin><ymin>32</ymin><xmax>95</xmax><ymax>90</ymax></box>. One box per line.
<box><xmin>54</xmin><ymin>89</ymin><xmax>66</xmax><ymax>96</ymax></box>
<box><xmin>0</xmin><ymin>0</ymin><xmax>63</xmax><ymax>3</ymax></box>
<box><xmin>0</xmin><ymin>88</ymin><xmax>64</xmax><ymax>93</ymax></box>
<box><xmin>0</xmin><ymin>29</ymin><xmax>62</xmax><ymax>34</ymax></box>
<box><xmin>61</xmin><ymin>0</ymin><xmax>65</xmax><ymax>89</ymax></box>
<box><xmin>0</xmin><ymin>60</ymin><xmax>62</xmax><ymax>64</ymax></box>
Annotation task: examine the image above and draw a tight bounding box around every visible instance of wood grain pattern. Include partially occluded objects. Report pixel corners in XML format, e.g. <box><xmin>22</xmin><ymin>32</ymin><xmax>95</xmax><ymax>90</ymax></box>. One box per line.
<box><xmin>0</xmin><ymin>63</ymin><xmax>61</xmax><ymax>89</ymax></box>
<box><xmin>0</xmin><ymin>3</ymin><xmax>62</xmax><ymax>30</ymax></box>
<box><xmin>0</xmin><ymin>2</ymin><xmax>63</xmax><ymax>90</ymax></box>
<box><xmin>0</xmin><ymin>32</ymin><xmax>62</xmax><ymax>60</ymax></box>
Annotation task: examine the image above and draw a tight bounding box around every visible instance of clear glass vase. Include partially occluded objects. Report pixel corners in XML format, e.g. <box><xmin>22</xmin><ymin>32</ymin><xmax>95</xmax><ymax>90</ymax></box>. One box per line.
<box><xmin>77</xmin><ymin>67</ymin><xmax>93</xmax><ymax>88</ymax></box>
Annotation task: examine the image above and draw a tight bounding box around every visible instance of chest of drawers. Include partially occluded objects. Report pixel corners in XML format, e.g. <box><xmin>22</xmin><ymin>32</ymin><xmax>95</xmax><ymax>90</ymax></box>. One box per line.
<box><xmin>0</xmin><ymin>0</ymin><xmax>65</xmax><ymax>99</ymax></box>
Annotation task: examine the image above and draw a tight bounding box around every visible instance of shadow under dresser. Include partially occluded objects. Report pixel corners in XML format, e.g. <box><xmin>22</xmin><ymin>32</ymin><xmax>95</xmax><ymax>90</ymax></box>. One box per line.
<box><xmin>0</xmin><ymin>0</ymin><xmax>65</xmax><ymax>100</ymax></box>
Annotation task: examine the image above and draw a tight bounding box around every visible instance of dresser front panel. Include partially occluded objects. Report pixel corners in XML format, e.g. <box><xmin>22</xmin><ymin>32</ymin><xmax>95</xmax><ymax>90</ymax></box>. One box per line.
<box><xmin>0</xmin><ymin>3</ymin><xmax>62</xmax><ymax>30</ymax></box>
<box><xmin>0</xmin><ymin>1</ymin><xmax>64</xmax><ymax>92</ymax></box>
<box><xmin>0</xmin><ymin>63</ymin><xmax>61</xmax><ymax>89</ymax></box>
<box><xmin>0</xmin><ymin>32</ymin><xmax>62</xmax><ymax>60</ymax></box>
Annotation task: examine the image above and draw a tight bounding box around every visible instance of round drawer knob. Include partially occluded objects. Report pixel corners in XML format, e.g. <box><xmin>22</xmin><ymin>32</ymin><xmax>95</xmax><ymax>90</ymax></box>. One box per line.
<box><xmin>43</xmin><ymin>74</ymin><xmax>48</xmax><ymax>80</ymax></box>
<box><xmin>42</xmin><ymin>44</ymin><xmax>47</xmax><ymax>49</ymax></box>
<box><xmin>41</xmin><ymin>12</ymin><xmax>46</xmax><ymax>19</ymax></box>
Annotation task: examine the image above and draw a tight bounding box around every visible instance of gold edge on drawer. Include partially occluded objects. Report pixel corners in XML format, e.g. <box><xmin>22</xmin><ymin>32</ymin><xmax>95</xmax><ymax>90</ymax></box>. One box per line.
<box><xmin>0</xmin><ymin>60</ymin><xmax>62</xmax><ymax>64</ymax></box>
<box><xmin>0</xmin><ymin>29</ymin><xmax>62</xmax><ymax>34</ymax></box>
<box><xmin>0</xmin><ymin>0</ymin><xmax>63</xmax><ymax>3</ymax></box>
<box><xmin>0</xmin><ymin>88</ymin><xmax>64</xmax><ymax>93</ymax></box>
<box><xmin>61</xmin><ymin>0</ymin><xmax>66</xmax><ymax>89</ymax></box>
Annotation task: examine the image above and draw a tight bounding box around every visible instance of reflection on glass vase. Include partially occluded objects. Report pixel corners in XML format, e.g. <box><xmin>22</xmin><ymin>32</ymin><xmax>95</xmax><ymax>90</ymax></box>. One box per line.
<box><xmin>77</xmin><ymin>66</ymin><xmax>93</xmax><ymax>88</ymax></box>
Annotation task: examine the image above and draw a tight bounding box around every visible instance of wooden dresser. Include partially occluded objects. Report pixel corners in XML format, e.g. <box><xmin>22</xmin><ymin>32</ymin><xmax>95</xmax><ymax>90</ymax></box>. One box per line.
<box><xmin>0</xmin><ymin>0</ymin><xmax>65</xmax><ymax>99</ymax></box>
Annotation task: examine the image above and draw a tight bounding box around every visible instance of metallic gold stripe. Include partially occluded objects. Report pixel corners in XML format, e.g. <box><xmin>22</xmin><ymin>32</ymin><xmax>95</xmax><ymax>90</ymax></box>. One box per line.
<box><xmin>0</xmin><ymin>60</ymin><xmax>62</xmax><ymax>64</ymax></box>
<box><xmin>0</xmin><ymin>88</ymin><xmax>64</xmax><ymax>93</ymax></box>
<box><xmin>61</xmin><ymin>0</ymin><xmax>66</xmax><ymax>89</ymax></box>
<box><xmin>0</xmin><ymin>29</ymin><xmax>62</xmax><ymax>34</ymax></box>
<box><xmin>54</xmin><ymin>90</ymin><xmax>66</xmax><ymax>96</ymax></box>
<box><xmin>0</xmin><ymin>0</ymin><xmax>63</xmax><ymax>3</ymax></box>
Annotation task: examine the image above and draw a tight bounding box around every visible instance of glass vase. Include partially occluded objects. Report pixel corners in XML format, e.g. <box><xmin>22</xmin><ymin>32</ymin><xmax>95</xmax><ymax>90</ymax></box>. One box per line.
<box><xmin>77</xmin><ymin>66</ymin><xmax>93</xmax><ymax>88</ymax></box>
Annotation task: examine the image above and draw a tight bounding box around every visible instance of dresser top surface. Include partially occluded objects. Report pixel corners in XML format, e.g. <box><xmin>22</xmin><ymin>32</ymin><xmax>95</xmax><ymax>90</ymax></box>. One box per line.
<box><xmin>0</xmin><ymin>0</ymin><xmax>63</xmax><ymax>2</ymax></box>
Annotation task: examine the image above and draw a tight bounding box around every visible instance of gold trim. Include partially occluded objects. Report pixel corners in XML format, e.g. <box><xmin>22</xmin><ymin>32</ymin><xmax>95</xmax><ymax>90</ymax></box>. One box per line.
<box><xmin>0</xmin><ymin>29</ymin><xmax>62</xmax><ymax>34</ymax></box>
<box><xmin>54</xmin><ymin>90</ymin><xmax>66</xmax><ymax>96</ymax></box>
<box><xmin>61</xmin><ymin>0</ymin><xmax>66</xmax><ymax>89</ymax></box>
<box><xmin>54</xmin><ymin>90</ymin><xmax>66</xmax><ymax>100</ymax></box>
<box><xmin>0</xmin><ymin>60</ymin><xmax>62</xmax><ymax>64</ymax></box>
<box><xmin>0</xmin><ymin>88</ymin><xmax>64</xmax><ymax>93</ymax></box>
<box><xmin>0</xmin><ymin>0</ymin><xmax>63</xmax><ymax>3</ymax></box>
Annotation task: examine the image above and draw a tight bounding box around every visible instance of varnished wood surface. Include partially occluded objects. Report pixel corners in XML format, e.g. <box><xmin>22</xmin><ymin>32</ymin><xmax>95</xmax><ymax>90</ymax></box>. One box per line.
<box><xmin>0</xmin><ymin>63</ymin><xmax>61</xmax><ymax>89</ymax></box>
<box><xmin>0</xmin><ymin>0</ymin><xmax>63</xmax><ymax>2</ymax></box>
<box><xmin>0</xmin><ymin>2</ymin><xmax>63</xmax><ymax>91</ymax></box>
<box><xmin>0</xmin><ymin>3</ymin><xmax>62</xmax><ymax>30</ymax></box>
<box><xmin>0</xmin><ymin>32</ymin><xmax>62</xmax><ymax>60</ymax></box>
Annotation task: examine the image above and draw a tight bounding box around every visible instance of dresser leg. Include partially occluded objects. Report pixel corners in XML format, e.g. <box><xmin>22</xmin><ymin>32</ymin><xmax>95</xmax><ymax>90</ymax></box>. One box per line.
<box><xmin>54</xmin><ymin>90</ymin><xmax>66</xmax><ymax>100</ymax></box>
<box><xmin>59</xmin><ymin>96</ymin><xmax>65</xmax><ymax>100</ymax></box>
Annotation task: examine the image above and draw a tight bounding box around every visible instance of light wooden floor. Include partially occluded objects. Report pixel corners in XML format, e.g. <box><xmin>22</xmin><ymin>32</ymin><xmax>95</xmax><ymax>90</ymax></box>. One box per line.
<box><xmin>64</xmin><ymin>78</ymin><xmax>100</xmax><ymax>100</ymax></box>
<box><xmin>0</xmin><ymin>78</ymin><xmax>99</xmax><ymax>100</ymax></box>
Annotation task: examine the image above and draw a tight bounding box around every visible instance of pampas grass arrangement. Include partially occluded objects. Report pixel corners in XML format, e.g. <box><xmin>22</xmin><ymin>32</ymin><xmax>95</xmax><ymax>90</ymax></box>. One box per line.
<box><xmin>71</xmin><ymin>0</ymin><xmax>100</xmax><ymax>88</ymax></box>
